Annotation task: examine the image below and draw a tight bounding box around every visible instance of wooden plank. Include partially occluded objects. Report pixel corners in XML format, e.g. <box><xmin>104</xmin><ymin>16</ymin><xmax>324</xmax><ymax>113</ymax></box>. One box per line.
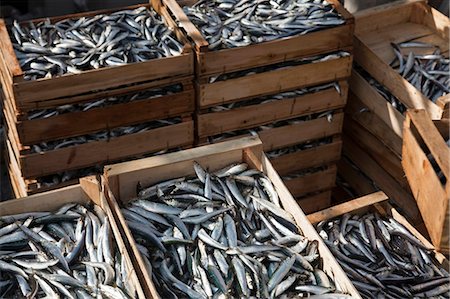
<box><xmin>360</xmin><ymin>22</ymin><xmax>433</xmax><ymax>52</ymax></box>
<box><xmin>18</xmin><ymin>76</ymin><xmax>193</xmax><ymax>112</ymax></box>
<box><xmin>337</xmin><ymin>158</ymin><xmax>378</xmax><ymax>196</ymax></box>
<box><xmin>199</xmin><ymin>56</ymin><xmax>352</xmax><ymax>108</ymax></box>
<box><xmin>407</xmin><ymin>109</ymin><xmax>450</xmax><ymax>178</ymax></box>
<box><xmin>308</xmin><ymin>191</ymin><xmax>388</xmax><ymax>224</ymax></box>
<box><xmin>297</xmin><ymin>190</ymin><xmax>332</xmax><ymax>214</ymax></box>
<box><xmin>346</xmin><ymin>89</ymin><xmax>403</xmax><ymax>156</ymax></box>
<box><xmin>283</xmin><ymin>165</ymin><xmax>337</xmax><ymax>197</ymax></box>
<box><xmin>271</xmin><ymin>140</ymin><xmax>342</xmax><ymax>176</ymax></box>
<box><xmin>412</xmin><ymin>2</ymin><xmax>449</xmax><ymax>41</ymax></box>
<box><xmin>343</xmin><ymin>135</ymin><xmax>420</xmax><ymax>222</ymax></box>
<box><xmin>17</xmin><ymin>89</ymin><xmax>194</xmax><ymax>144</ymax></box>
<box><xmin>14</xmin><ymin>54</ymin><xmax>193</xmax><ymax>104</ymax></box>
<box><xmin>354</xmin><ymin>0</ymin><xmax>418</xmax><ymax>35</ymax></box>
<box><xmin>5</xmin><ymin>139</ymin><xmax>27</xmax><ymax>198</ymax></box>
<box><xmin>344</xmin><ymin>117</ymin><xmax>407</xmax><ymax>189</ymax></box>
<box><xmin>197</xmin><ymin>85</ymin><xmax>347</xmax><ymax>137</ymax></box>
<box><xmin>402</xmin><ymin>109</ymin><xmax>450</xmax><ymax>253</ymax></box>
<box><xmin>0</xmin><ymin>20</ymin><xmax>22</xmax><ymax>77</ymax></box>
<box><xmin>350</xmin><ymin>71</ymin><xmax>403</xmax><ymax>140</ymax></box>
<box><xmin>196</xmin><ymin>25</ymin><xmax>353</xmax><ymax>77</ymax></box>
<box><xmin>104</xmin><ymin>137</ymin><xmax>361</xmax><ymax>297</ymax></box>
<box><xmin>260</xmin><ymin>155</ymin><xmax>360</xmax><ymax>296</ymax></box>
<box><xmin>354</xmin><ymin>37</ymin><xmax>443</xmax><ymax>119</ymax></box>
<box><xmin>259</xmin><ymin>112</ymin><xmax>344</xmax><ymax>152</ymax></box>
<box><xmin>20</xmin><ymin>121</ymin><xmax>194</xmax><ymax>178</ymax></box>
<box><xmin>106</xmin><ymin>136</ymin><xmax>263</xmax><ymax>201</ymax></box>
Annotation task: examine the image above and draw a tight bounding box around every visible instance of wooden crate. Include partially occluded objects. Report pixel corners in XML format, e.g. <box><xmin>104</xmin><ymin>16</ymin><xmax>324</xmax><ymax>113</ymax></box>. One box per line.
<box><xmin>196</xmin><ymin>81</ymin><xmax>348</xmax><ymax>139</ymax></box>
<box><xmin>0</xmin><ymin>176</ymin><xmax>147</xmax><ymax>298</ymax></box>
<box><xmin>195</xmin><ymin>56</ymin><xmax>352</xmax><ymax>110</ymax></box>
<box><xmin>402</xmin><ymin>109</ymin><xmax>450</xmax><ymax>254</ymax></box>
<box><xmin>11</xmin><ymin>117</ymin><xmax>194</xmax><ymax>179</ymax></box>
<box><xmin>103</xmin><ymin>136</ymin><xmax>361</xmax><ymax>299</ymax></box>
<box><xmin>354</xmin><ymin>0</ymin><xmax>450</xmax><ymax>119</ymax></box>
<box><xmin>163</xmin><ymin>0</ymin><xmax>353</xmax><ymax>78</ymax></box>
<box><xmin>346</xmin><ymin>69</ymin><xmax>450</xmax><ymax>224</ymax></box>
<box><xmin>307</xmin><ymin>191</ymin><xmax>449</xmax><ymax>271</ymax></box>
<box><xmin>0</xmin><ymin>3</ymin><xmax>193</xmax><ymax>114</ymax></box>
<box><xmin>7</xmin><ymin>77</ymin><xmax>195</xmax><ymax>145</ymax></box>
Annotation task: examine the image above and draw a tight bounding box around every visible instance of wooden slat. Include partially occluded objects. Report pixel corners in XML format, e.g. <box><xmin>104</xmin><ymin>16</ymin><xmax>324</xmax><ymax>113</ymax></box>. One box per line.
<box><xmin>343</xmin><ymin>135</ymin><xmax>420</xmax><ymax>222</ymax></box>
<box><xmin>407</xmin><ymin>109</ymin><xmax>450</xmax><ymax>178</ymax></box>
<box><xmin>14</xmin><ymin>54</ymin><xmax>193</xmax><ymax>104</ymax></box>
<box><xmin>354</xmin><ymin>38</ymin><xmax>443</xmax><ymax>119</ymax></box>
<box><xmin>283</xmin><ymin>165</ymin><xmax>337</xmax><ymax>197</ymax></box>
<box><xmin>308</xmin><ymin>191</ymin><xmax>388</xmax><ymax>224</ymax></box>
<box><xmin>354</xmin><ymin>0</ymin><xmax>420</xmax><ymax>34</ymax></box>
<box><xmin>402</xmin><ymin>109</ymin><xmax>450</xmax><ymax>252</ymax></box>
<box><xmin>350</xmin><ymin>70</ymin><xmax>404</xmax><ymax>140</ymax></box>
<box><xmin>346</xmin><ymin>90</ymin><xmax>403</xmax><ymax>156</ymax></box>
<box><xmin>344</xmin><ymin>117</ymin><xmax>407</xmax><ymax>188</ymax></box>
<box><xmin>259</xmin><ymin>113</ymin><xmax>344</xmax><ymax>152</ymax></box>
<box><xmin>197</xmin><ymin>85</ymin><xmax>347</xmax><ymax>137</ymax></box>
<box><xmin>297</xmin><ymin>190</ymin><xmax>332</xmax><ymax>215</ymax></box>
<box><xmin>337</xmin><ymin>158</ymin><xmax>378</xmax><ymax>196</ymax></box>
<box><xmin>18</xmin><ymin>89</ymin><xmax>194</xmax><ymax>144</ymax></box>
<box><xmin>0</xmin><ymin>20</ymin><xmax>22</xmax><ymax>77</ymax></box>
<box><xmin>198</xmin><ymin>56</ymin><xmax>352</xmax><ymax>108</ymax></box>
<box><xmin>271</xmin><ymin>140</ymin><xmax>342</xmax><ymax>176</ymax></box>
<box><xmin>412</xmin><ymin>2</ymin><xmax>450</xmax><ymax>41</ymax></box>
<box><xmin>20</xmin><ymin>121</ymin><xmax>194</xmax><ymax>178</ymax></box>
<box><xmin>18</xmin><ymin>76</ymin><xmax>193</xmax><ymax>112</ymax></box>
<box><xmin>196</xmin><ymin>25</ymin><xmax>353</xmax><ymax>77</ymax></box>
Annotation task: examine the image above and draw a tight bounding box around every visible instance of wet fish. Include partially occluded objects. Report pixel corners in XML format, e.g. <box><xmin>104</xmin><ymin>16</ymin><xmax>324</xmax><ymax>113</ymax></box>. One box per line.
<box><xmin>317</xmin><ymin>212</ymin><xmax>449</xmax><ymax>299</ymax></box>
<box><xmin>11</xmin><ymin>6</ymin><xmax>184</xmax><ymax>80</ymax></box>
<box><xmin>390</xmin><ymin>42</ymin><xmax>449</xmax><ymax>102</ymax></box>
<box><xmin>0</xmin><ymin>203</ymin><xmax>136</xmax><ymax>298</ymax></box>
<box><xmin>123</xmin><ymin>161</ymin><xmax>349</xmax><ymax>298</ymax></box>
<box><xmin>182</xmin><ymin>0</ymin><xmax>345</xmax><ymax>50</ymax></box>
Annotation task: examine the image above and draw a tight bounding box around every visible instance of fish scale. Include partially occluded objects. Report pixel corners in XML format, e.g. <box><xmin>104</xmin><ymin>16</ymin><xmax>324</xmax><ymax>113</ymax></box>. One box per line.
<box><xmin>124</xmin><ymin>161</ymin><xmax>348</xmax><ymax>298</ymax></box>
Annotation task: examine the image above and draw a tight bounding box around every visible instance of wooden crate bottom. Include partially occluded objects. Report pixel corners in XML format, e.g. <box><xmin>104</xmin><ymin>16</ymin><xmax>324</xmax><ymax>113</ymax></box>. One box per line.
<box><xmin>283</xmin><ymin>164</ymin><xmax>337</xmax><ymax>198</ymax></box>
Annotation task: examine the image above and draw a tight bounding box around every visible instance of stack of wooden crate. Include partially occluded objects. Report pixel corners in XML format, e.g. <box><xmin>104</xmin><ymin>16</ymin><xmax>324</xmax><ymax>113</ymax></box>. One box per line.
<box><xmin>342</xmin><ymin>0</ymin><xmax>449</xmax><ymax>223</ymax></box>
<box><xmin>163</xmin><ymin>0</ymin><xmax>354</xmax><ymax>213</ymax></box>
<box><xmin>0</xmin><ymin>4</ymin><xmax>195</xmax><ymax>197</ymax></box>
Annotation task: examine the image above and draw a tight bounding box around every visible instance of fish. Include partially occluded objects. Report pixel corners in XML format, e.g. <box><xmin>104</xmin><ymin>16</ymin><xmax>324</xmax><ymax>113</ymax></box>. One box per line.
<box><xmin>182</xmin><ymin>0</ymin><xmax>345</xmax><ymax>50</ymax></box>
<box><xmin>11</xmin><ymin>6</ymin><xmax>184</xmax><ymax>80</ymax></box>
<box><xmin>122</xmin><ymin>161</ymin><xmax>349</xmax><ymax>298</ymax></box>
<box><xmin>316</xmin><ymin>211</ymin><xmax>449</xmax><ymax>299</ymax></box>
<box><xmin>390</xmin><ymin>42</ymin><xmax>449</xmax><ymax>102</ymax></box>
<box><xmin>0</xmin><ymin>203</ymin><xmax>136</xmax><ymax>298</ymax></box>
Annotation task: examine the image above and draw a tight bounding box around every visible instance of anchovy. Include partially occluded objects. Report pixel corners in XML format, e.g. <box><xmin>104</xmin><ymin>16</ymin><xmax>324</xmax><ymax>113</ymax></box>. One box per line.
<box><xmin>11</xmin><ymin>6</ymin><xmax>184</xmax><ymax>80</ymax></box>
<box><xmin>0</xmin><ymin>203</ymin><xmax>136</xmax><ymax>298</ymax></box>
<box><xmin>123</xmin><ymin>161</ymin><xmax>348</xmax><ymax>298</ymax></box>
<box><xmin>390</xmin><ymin>42</ymin><xmax>449</xmax><ymax>102</ymax></box>
<box><xmin>317</xmin><ymin>211</ymin><xmax>449</xmax><ymax>298</ymax></box>
<box><xmin>182</xmin><ymin>0</ymin><xmax>345</xmax><ymax>50</ymax></box>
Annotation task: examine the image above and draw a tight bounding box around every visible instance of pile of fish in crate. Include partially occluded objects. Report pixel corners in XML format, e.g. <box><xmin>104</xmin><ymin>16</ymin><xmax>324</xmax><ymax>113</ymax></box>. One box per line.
<box><xmin>341</xmin><ymin>0</ymin><xmax>449</xmax><ymax>224</ymax></box>
<box><xmin>0</xmin><ymin>4</ymin><xmax>195</xmax><ymax>197</ymax></box>
<box><xmin>163</xmin><ymin>0</ymin><xmax>354</xmax><ymax>212</ymax></box>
